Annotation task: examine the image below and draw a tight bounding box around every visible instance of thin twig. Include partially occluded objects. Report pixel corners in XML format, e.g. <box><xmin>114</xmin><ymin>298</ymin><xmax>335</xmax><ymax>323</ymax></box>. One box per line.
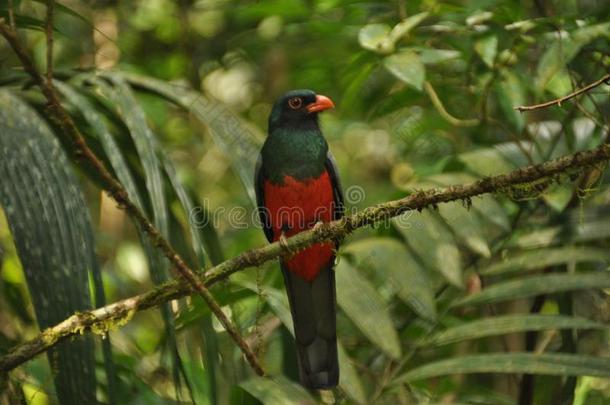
<box><xmin>0</xmin><ymin>20</ymin><xmax>264</xmax><ymax>377</ymax></box>
<box><xmin>2</xmin><ymin>142</ymin><xmax>610</xmax><ymax>372</ymax></box>
<box><xmin>45</xmin><ymin>1</ymin><xmax>54</xmax><ymax>85</ymax></box>
<box><xmin>514</xmin><ymin>73</ymin><xmax>610</xmax><ymax>112</ymax></box>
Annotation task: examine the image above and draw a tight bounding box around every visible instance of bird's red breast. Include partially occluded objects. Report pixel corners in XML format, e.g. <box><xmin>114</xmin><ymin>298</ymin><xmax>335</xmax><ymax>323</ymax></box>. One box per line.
<box><xmin>263</xmin><ymin>171</ymin><xmax>336</xmax><ymax>281</ymax></box>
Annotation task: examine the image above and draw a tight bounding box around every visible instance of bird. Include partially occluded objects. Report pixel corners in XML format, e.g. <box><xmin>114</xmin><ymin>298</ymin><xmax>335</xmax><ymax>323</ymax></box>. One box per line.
<box><xmin>254</xmin><ymin>89</ymin><xmax>344</xmax><ymax>389</ymax></box>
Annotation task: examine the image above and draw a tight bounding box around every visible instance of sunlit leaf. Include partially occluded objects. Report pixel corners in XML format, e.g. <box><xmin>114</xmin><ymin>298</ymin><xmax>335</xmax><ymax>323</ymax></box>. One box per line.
<box><xmin>358</xmin><ymin>23</ymin><xmax>393</xmax><ymax>54</ymax></box>
<box><xmin>475</xmin><ymin>35</ymin><xmax>498</xmax><ymax>67</ymax></box>
<box><xmin>417</xmin><ymin>48</ymin><xmax>461</xmax><ymax>64</ymax></box>
<box><xmin>383</xmin><ymin>50</ymin><xmax>425</xmax><ymax>91</ymax></box>
<box><xmin>388</xmin><ymin>12</ymin><xmax>429</xmax><ymax>43</ymax></box>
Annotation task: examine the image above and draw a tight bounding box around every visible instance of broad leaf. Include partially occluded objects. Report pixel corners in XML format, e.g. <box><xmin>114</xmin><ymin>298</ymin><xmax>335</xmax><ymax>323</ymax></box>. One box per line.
<box><xmin>0</xmin><ymin>90</ymin><xmax>97</xmax><ymax>404</ymax></box>
<box><xmin>454</xmin><ymin>272</ymin><xmax>610</xmax><ymax>307</ymax></box>
<box><xmin>475</xmin><ymin>35</ymin><xmax>498</xmax><ymax>67</ymax></box>
<box><xmin>383</xmin><ymin>50</ymin><xmax>425</xmax><ymax>91</ymax></box>
<box><xmin>240</xmin><ymin>375</ymin><xmax>315</xmax><ymax>404</ymax></box>
<box><xmin>337</xmin><ymin>343</ymin><xmax>366</xmax><ymax>404</ymax></box>
<box><xmin>424</xmin><ymin>315</ymin><xmax>607</xmax><ymax>346</ymax></box>
<box><xmin>536</xmin><ymin>22</ymin><xmax>610</xmax><ymax>91</ymax></box>
<box><xmin>81</xmin><ymin>75</ymin><xmax>186</xmax><ymax>392</ymax></box>
<box><xmin>344</xmin><ymin>237</ymin><xmax>437</xmax><ymax>321</ymax></box>
<box><xmin>388</xmin><ymin>12</ymin><xmax>429</xmax><ymax>43</ymax></box>
<box><xmin>122</xmin><ymin>72</ymin><xmax>262</xmax><ymax>204</ymax></box>
<box><xmin>398</xmin><ymin>353</ymin><xmax>610</xmax><ymax>382</ymax></box>
<box><xmin>336</xmin><ymin>261</ymin><xmax>402</xmax><ymax>359</ymax></box>
<box><xmin>358</xmin><ymin>23</ymin><xmax>393</xmax><ymax>53</ymax></box>
<box><xmin>394</xmin><ymin>211</ymin><xmax>463</xmax><ymax>288</ymax></box>
<box><xmin>481</xmin><ymin>246</ymin><xmax>610</xmax><ymax>275</ymax></box>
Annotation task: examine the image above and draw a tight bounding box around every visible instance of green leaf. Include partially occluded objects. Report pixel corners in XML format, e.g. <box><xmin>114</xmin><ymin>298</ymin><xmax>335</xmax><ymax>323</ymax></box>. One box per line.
<box><xmin>424</xmin><ymin>315</ymin><xmax>607</xmax><ymax>346</ymax></box>
<box><xmin>437</xmin><ymin>204</ymin><xmax>491</xmax><ymax>258</ymax></box>
<box><xmin>337</xmin><ymin>343</ymin><xmax>366</xmax><ymax>404</ymax></box>
<box><xmin>161</xmin><ymin>154</ymin><xmax>208</xmax><ymax>268</ymax></box>
<box><xmin>394</xmin><ymin>211</ymin><xmax>463</xmax><ymax>288</ymax></box>
<box><xmin>83</xmin><ymin>75</ymin><xmax>186</xmax><ymax>392</ymax></box>
<box><xmin>256</xmin><ymin>283</ymin><xmax>365</xmax><ymax>401</ymax></box>
<box><xmin>53</xmin><ymin>80</ymin><xmax>126</xmax><ymax>403</ymax></box>
<box><xmin>398</xmin><ymin>353</ymin><xmax>610</xmax><ymax>382</ymax></box>
<box><xmin>55</xmin><ymin>81</ymin><xmax>145</xmax><ymax>209</ymax></box>
<box><xmin>474</xmin><ymin>35</ymin><xmax>498</xmax><ymax>67</ymax></box>
<box><xmin>482</xmin><ymin>246</ymin><xmax>610</xmax><ymax>275</ymax></box>
<box><xmin>472</xmin><ymin>195</ymin><xmax>512</xmax><ymax>232</ymax></box>
<box><xmin>459</xmin><ymin>147</ymin><xmax>517</xmax><ymax>176</ymax></box>
<box><xmin>240</xmin><ymin>375</ymin><xmax>315</xmax><ymax>405</ymax></box>
<box><xmin>509</xmin><ymin>214</ymin><xmax>610</xmax><ymax>249</ymax></box>
<box><xmin>496</xmin><ymin>70</ymin><xmax>526</xmax><ymax>131</ymax></box>
<box><xmin>358</xmin><ymin>23</ymin><xmax>393</xmax><ymax>54</ymax></box>
<box><xmin>175</xmin><ymin>286</ymin><xmax>253</xmax><ymax>329</ymax></box>
<box><xmin>0</xmin><ymin>90</ymin><xmax>97</xmax><ymax>404</ymax></box>
<box><xmin>417</xmin><ymin>48</ymin><xmax>461</xmax><ymax>64</ymax></box>
<box><xmin>388</xmin><ymin>12</ymin><xmax>429</xmax><ymax>43</ymax></box>
<box><xmin>336</xmin><ymin>261</ymin><xmax>402</xmax><ymax>359</ymax></box>
<box><xmin>536</xmin><ymin>22</ymin><xmax>610</xmax><ymax>91</ymax></box>
<box><xmin>453</xmin><ymin>272</ymin><xmax>610</xmax><ymax>308</ymax></box>
<box><xmin>344</xmin><ymin>237</ymin><xmax>437</xmax><ymax>321</ymax></box>
<box><xmin>424</xmin><ymin>173</ymin><xmax>511</xmax><ymax>232</ymax></box>
<box><xmin>96</xmin><ymin>74</ymin><xmax>170</xmax><ymax>244</ymax></box>
<box><xmin>121</xmin><ymin>72</ymin><xmax>262</xmax><ymax>204</ymax></box>
<box><xmin>383</xmin><ymin>50</ymin><xmax>425</xmax><ymax>91</ymax></box>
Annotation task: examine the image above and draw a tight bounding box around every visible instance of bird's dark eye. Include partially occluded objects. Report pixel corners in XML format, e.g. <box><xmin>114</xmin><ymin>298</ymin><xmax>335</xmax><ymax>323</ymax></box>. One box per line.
<box><xmin>288</xmin><ymin>97</ymin><xmax>303</xmax><ymax>109</ymax></box>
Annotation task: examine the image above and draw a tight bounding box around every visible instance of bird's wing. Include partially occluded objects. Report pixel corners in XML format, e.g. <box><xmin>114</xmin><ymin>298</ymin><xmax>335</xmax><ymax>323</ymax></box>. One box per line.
<box><xmin>254</xmin><ymin>154</ymin><xmax>274</xmax><ymax>242</ymax></box>
<box><xmin>325</xmin><ymin>151</ymin><xmax>344</xmax><ymax>220</ymax></box>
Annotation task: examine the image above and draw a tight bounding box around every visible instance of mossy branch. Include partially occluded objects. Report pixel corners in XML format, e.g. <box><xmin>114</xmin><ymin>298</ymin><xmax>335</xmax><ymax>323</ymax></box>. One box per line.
<box><xmin>2</xmin><ymin>142</ymin><xmax>610</xmax><ymax>372</ymax></box>
<box><xmin>0</xmin><ymin>18</ymin><xmax>264</xmax><ymax>376</ymax></box>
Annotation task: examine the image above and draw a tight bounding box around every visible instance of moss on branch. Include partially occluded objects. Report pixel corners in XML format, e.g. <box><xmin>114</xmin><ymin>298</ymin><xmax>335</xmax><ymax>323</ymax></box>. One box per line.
<box><xmin>2</xmin><ymin>142</ymin><xmax>609</xmax><ymax>372</ymax></box>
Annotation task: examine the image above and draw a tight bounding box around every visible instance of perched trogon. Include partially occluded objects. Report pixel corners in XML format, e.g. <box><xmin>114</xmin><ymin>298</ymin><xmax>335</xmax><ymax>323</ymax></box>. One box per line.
<box><xmin>254</xmin><ymin>89</ymin><xmax>344</xmax><ymax>389</ymax></box>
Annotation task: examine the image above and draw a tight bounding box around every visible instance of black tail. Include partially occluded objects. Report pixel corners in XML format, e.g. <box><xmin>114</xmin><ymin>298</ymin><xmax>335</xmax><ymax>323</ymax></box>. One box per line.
<box><xmin>281</xmin><ymin>261</ymin><xmax>339</xmax><ymax>389</ymax></box>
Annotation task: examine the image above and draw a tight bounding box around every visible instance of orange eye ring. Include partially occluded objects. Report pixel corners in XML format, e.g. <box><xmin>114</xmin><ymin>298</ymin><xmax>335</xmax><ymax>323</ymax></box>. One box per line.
<box><xmin>288</xmin><ymin>97</ymin><xmax>303</xmax><ymax>109</ymax></box>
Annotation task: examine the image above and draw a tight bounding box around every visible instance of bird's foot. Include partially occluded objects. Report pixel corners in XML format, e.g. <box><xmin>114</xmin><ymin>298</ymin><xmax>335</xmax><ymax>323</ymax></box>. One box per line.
<box><xmin>279</xmin><ymin>232</ymin><xmax>293</xmax><ymax>255</ymax></box>
<box><xmin>312</xmin><ymin>220</ymin><xmax>325</xmax><ymax>233</ymax></box>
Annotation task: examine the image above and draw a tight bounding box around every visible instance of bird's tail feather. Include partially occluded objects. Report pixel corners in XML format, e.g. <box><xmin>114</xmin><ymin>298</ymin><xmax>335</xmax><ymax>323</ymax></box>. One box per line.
<box><xmin>281</xmin><ymin>261</ymin><xmax>339</xmax><ymax>389</ymax></box>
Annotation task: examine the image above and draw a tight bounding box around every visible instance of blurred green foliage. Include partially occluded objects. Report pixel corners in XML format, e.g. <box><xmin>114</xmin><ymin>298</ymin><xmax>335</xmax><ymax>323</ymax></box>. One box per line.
<box><xmin>1</xmin><ymin>0</ymin><xmax>610</xmax><ymax>404</ymax></box>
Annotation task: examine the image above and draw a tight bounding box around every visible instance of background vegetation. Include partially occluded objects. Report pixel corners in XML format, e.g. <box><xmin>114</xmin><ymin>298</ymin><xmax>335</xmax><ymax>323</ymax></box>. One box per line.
<box><xmin>0</xmin><ymin>0</ymin><xmax>609</xmax><ymax>404</ymax></box>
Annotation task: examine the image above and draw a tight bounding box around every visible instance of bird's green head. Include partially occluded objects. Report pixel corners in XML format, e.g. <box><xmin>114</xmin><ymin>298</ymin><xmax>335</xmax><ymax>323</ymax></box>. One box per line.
<box><xmin>268</xmin><ymin>89</ymin><xmax>334</xmax><ymax>133</ymax></box>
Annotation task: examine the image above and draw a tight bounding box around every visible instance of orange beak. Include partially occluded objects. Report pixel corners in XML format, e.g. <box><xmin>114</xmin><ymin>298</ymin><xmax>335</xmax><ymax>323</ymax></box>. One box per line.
<box><xmin>306</xmin><ymin>94</ymin><xmax>335</xmax><ymax>113</ymax></box>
